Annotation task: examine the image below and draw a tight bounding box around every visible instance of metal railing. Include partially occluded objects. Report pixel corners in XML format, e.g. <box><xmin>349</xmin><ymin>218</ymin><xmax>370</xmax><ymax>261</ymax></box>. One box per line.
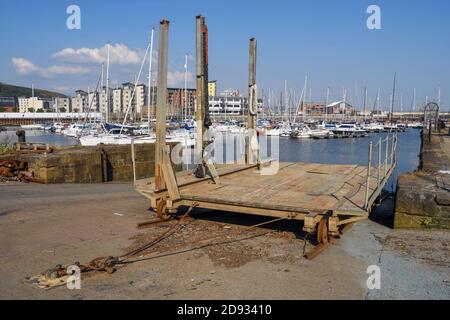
<box><xmin>364</xmin><ymin>134</ymin><xmax>397</xmax><ymax>209</ymax></box>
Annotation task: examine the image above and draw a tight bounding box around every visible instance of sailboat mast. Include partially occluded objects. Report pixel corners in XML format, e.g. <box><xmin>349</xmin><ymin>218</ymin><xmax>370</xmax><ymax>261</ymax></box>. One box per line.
<box><xmin>325</xmin><ymin>87</ymin><xmax>330</xmax><ymax>122</ymax></box>
<box><xmin>400</xmin><ymin>92</ymin><xmax>403</xmax><ymax>112</ymax></box>
<box><xmin>438</xmin><ymin>86</ymin><xmax>441</xmax><ymax>107</ymax></box>
<box><xmin>101</xmin><ymin>63</ymin><xmax>104</xmax><ymax>90</ymax></box>
<box><xmin>389</xmin><ymin>72</ymin><xmax>396</xmax><ymax>123</ymax></box>
<box><xmin>31</xmin><ymin>83</ymin><xmax>35</xmax><ymax>112</ymax></box>
<box><xmin>303</xmin><ymin>75</ymin><xmax>308</xmax><ymax>119</ymax></box>
<box><xmin>342</xmin><ymin>87</ymin><xmax>346</xmax><ymax>120</ymax></box>
<box><xmin>400</xmin><ymin>92</ymin><xmax>403</xmax><ymax>121</ymax></box>
<box><xmin>184</xmin><ymin>53</ymin><xmax>188</xmax><ymax>121</ymax></box>
<box><xmin>148</xmin><ymin>28</ymin><xmax>154</xmax><ymax>136</ymax></box>
<box><xmin>378</xmin><ymin>88</ymin><xmax>381</xmax><ymax>114</ymax></box>
<box><xmin>284</xmin><ymin>80</ymin><xmax>288</xmax><ymax>123</ymax></box>
<box><xmin>363</xmin><ymin>87</ymin><xmax>367</xmax><ymax>122</ymax></box>
<box><xmin>309</xmin><ymin>88</ymin><xmax>312</xmax><ymax>111</ymax></box>
<box><xmin>279</xmin><ymin>91</ymin><xmax>282</xmax><ymax>120</ymax></box>
<box><xmin>106</xmin><ymin>43</ymin><xmax>110</xmax><ymax>123</ymax></box>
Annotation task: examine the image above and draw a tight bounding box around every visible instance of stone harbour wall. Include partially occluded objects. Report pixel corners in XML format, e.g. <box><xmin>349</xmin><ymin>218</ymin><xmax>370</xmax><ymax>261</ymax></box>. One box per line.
<box><xmin>0</xmin><ymin>143</ymin><xmax>181</xmax><ymax>184</ymax></box>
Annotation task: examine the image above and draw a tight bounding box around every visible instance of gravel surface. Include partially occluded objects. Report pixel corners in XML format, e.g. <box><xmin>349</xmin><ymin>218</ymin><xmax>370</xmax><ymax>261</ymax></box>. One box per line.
<box><xmin>0</xmin><ymin>183</ymin><xmax>448</xmax><ymax>299</ymax></box>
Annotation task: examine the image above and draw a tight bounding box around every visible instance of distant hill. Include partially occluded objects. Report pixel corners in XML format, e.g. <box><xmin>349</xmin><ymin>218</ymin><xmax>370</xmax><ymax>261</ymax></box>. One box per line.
<box><xmin>0</xmin><ymin>82</ymin><xmax>67</xmax><ymax>99</ymax></box>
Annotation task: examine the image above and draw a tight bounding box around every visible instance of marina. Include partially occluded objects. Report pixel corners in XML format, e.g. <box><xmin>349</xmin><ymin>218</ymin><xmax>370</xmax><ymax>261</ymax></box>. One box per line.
<box><xmin>0</xmin><ymin>1</ymin><xmax>449</xmax><ymax>303</ymax></box>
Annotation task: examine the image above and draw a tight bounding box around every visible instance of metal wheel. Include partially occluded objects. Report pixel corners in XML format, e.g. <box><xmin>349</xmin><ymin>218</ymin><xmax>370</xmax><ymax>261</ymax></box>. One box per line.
<box><xmin>156</xmin><ymin>199</ymin><xmax>171</xmax><ymax>221</ymax></box>
<box><xmin>317</xmin><ymin>218</ymin><xmax>329</xmax><ymax>245</ymax></box>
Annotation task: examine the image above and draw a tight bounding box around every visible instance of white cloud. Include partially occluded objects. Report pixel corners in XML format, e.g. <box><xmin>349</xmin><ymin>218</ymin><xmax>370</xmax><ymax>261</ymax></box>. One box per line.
<box><xmin>11</xmin><ymin>57</ymin><xmax>39</xmax><ymax>75</ymax></box>
<box><xmin>12</xmin><ymin>57</ymin><xmax>91</xmax><ymax>78</ymax></box>
<box><xmin>42</xmin><ymin>65</ymin><xmax>91</xmax><ymax>76</ymax></box>
<box><xmin>53</xmin><ymin>43</ymin><xmax>142</xmax><ymax>65</ymax></box>
<box><xmin>167</xmin><ymin>70</ymin><xmax>193</xmax><ymax>87</ymax></box>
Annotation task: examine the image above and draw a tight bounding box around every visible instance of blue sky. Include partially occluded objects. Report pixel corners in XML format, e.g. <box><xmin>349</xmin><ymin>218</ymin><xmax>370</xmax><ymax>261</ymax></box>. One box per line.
<box><xmin>1</xmin><ymin>0</ymin><xmax>449</xmax><ymax>110</ymax></box>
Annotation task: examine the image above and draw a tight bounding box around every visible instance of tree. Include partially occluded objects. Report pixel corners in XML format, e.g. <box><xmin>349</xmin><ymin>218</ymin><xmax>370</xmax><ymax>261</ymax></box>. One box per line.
<box><xmin>60</xmin><ymin>107</ymin><xmax>67</xmax><ymax>113</ymax></box>
<box><xmin>36</xmin><ymin>108</ymin><xmax>45</xmax><ymax>113</ymax></box>
<box><xmin>28</xmin><ymin>108</ymin><xmax>34</xmax><ymax>112</ymax></box>
<box><xmin>0</xmin><ymin>107</ymin><xmax>5</xmax><ymax>112</ymax></box>
<box><xmin>73</xmin><ymin>108</ymin><xmax>79</xmax><ymax>113</ymax></box>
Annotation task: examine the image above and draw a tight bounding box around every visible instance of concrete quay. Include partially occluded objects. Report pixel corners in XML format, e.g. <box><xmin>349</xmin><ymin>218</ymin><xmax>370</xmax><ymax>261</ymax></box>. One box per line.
<box><xmin>394</xmin><ymin>130</ymin><xmax>450</xmax><ymax>229</ymax></box>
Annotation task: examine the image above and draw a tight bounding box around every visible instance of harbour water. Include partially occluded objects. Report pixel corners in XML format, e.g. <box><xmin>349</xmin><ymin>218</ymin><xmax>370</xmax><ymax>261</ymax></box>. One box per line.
<box><xmin>277</xmin><ymin>129</ymin><xmax>421</xmax><ymax>191</ymax></box>
<box><xmin>0</xmin><ymin>129</ymin><xmax>80</xmax><ymax>147</ymax></box>
<box><xmin>1</xmin><ymin>128</ymin><xmax>421</xmax><ymax>190</ymax></box>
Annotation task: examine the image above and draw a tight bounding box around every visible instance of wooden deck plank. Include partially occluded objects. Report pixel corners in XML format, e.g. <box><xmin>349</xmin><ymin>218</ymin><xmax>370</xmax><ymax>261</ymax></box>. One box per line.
<box><xmin>177</xmin><ymin>162</ymin><xmax>369</xmax><ymax>214</ymax></box>
<box><xmin>137</xmin><ymin>162</ymin><xmax>384</xmax><ymax>217</ymax></box>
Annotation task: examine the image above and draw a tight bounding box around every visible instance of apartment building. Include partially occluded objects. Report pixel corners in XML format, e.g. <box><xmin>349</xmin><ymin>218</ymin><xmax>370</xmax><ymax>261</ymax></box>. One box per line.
<box><xmin>208</xmin><ymin>80</ymin><xmax>217</xmax><ymax>97</ymax></box>
<box><xmin>207</xmin><ymin>89</ymin><xmax>263</xmax><ymax>115</ymax></box>
<box><xmin>88</xmin><ymin>91</ymin><xmax>99</xmax><ymax>111</ymax></box>
<box><xmin>18</xmin><ymin>97</ymin><xmax>30</xmax><ymax>113</ymax></box>
<box><xmin>122</xmin><ymin>82</ymin><xmax>135</xmax><ymax>114</ymax></box>
<box><xmin>135</xmin><ymin>84</ymin><xmax>147</xmax><ymax>115</ymax></box>
<box><xmin>55</xmin><ymin>97</ymin><xmax>71</xmax><ymax>112</ymax></box>
<box><xmin>18</xmin><ymin>97</ymin><xmax>52</xmax><ymax>112</ymax></box>
<box><xmin>167</xmin><ymin>88</ymin><xmax>196</xmax><ymax>116</ymax></box>
<box><xmin>112</xmin><ymin>88</ymin><xmax>122</xmax><ymax>115</ymax></box>
<box><xmin>71</xmin><ymin>90</ymin><xmax>88</xmax><ymax>112</ymax></box>
<box><xmin>99</xmin><ymin>86</ymin><xmax>112</xmax><ymax>115</ymax></box>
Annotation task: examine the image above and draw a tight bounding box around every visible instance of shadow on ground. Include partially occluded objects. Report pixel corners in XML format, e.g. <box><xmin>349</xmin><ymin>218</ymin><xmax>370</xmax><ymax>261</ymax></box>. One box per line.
<box><xmin>368</xmin><ymin>192</ymin><xmax>396</xmax><ymax>229</ymax></box>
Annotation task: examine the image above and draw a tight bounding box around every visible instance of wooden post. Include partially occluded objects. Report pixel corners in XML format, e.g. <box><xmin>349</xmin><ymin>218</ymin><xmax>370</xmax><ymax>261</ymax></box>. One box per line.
<box><xmin>131</xmin><ymin>139</ymin><xmax>136</xmax><ymax>187</ymax></box>
<box><xmin>155</xmin><ymin>19</ymin><xmax>170</xmax><ymax>190</ymax></box>
<box><xmin>390</xmin><ymin>134</ymin><xmax>395</xmax><ymax>169</ymax></box>
<box><xmin>378</xmin><ymin>137</ymin><xmax>381</xmax><ymax>185</ymax></box>
<box><xmin>195</xmin><ymin>16</ymin><xmax>204</xmax><ymax>168</ymax></box>
<box><xmin>384</xmin><ymin>136</ymin><xmax>389</xmax><ymax>176</ymax></box>
<box><xmin>428</xmin><ymin>120</ymin><xmax>432</xmax><ymax>142</ymax></box>
<box><xmin>393</xmin><ymin>134</ymin><xmax>397</xmax><ymax>166</ymax></box>
<box><xmin>194</xmin><ymin>15</ymin><xmax>211</xmax><ymax>178</ymax></box>
<box><xmin>365</xmin><ymin>141</ymin><xmax>373</xmax><ymax>209</ymax></box>
<box><xmin>246</xmin><ymin>38</ymin><xmax>257</xmax><ymax>164</ymax></box>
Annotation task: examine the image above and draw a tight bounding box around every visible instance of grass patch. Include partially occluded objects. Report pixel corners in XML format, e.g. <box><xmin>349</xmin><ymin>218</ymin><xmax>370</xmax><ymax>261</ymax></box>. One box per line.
<box><xmin>0</xmin><ymin>136</ymin><xmax>14</xmax><ymax>154</ymax></box>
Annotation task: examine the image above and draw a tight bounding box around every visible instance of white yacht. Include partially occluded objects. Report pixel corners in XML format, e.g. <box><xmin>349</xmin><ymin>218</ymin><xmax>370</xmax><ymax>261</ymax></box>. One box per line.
<box><xmin>290</xmin><ymin>124</ymin><xmax>312</xmax><ymax>139</ymax></box>
<box><xmin>310</xmin><ymin>128</ymin><xmax>331</xmax><ymax>139</ymax></box>
<box><xmin>361</xmin><ymin>122</ymin><xmax>384</xmax><ymax>133</ymax></box>
<box><xmin>383</xmin><ymin>123</ymin><xmax>399</xmax><ymax>132</ymax></box>
<box><xmin>79</xmin><ymin>133</ymin><xmax>147</xmax><ymax>146</ymax></box>
<box><xmin>21</xmin><ymin>124</ymin><xmax>43</xmax><ymax>130</ymax></box>
<box><xmin>408</xmin><ymin>122</ymin><xmax>424</xmax><ymax>129</ymax></box>
<box><xmin>335</xmin><ymin>123</ymin><xmax>367</xmax><ymax>137</ymax></box>
<box><xmin>62</xmin><ymin>124</ymin><xmax>87</xmax><ymax>137</ymax></box>
<box><xmin>265</xmin><ymin>127</ymin><xmax>281</xmax><ymax>136</ymax></box>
